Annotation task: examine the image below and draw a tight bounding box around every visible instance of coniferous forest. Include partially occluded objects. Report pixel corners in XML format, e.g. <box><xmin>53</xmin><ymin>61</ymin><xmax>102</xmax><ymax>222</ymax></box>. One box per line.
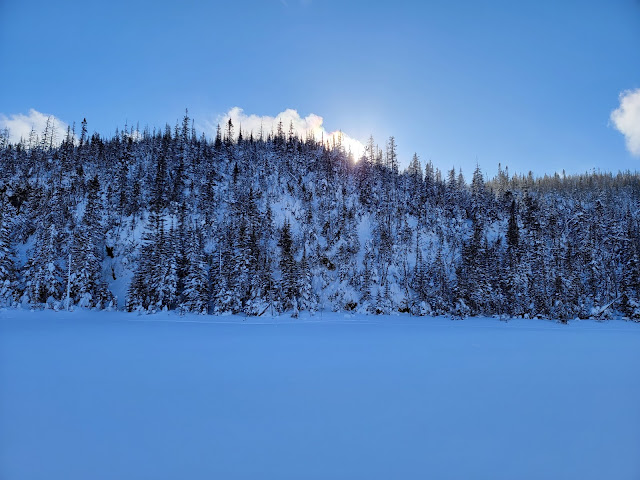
<box><xmin>1</xmin><ymin>113</ymin><xmax>640</xmax><ymax>320</ymax></box>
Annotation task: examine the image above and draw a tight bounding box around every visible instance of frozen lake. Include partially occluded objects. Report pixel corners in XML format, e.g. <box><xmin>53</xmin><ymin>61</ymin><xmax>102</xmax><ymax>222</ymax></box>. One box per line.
<box><xmin>1</xmin><ymin>310</ymin><xmax>639</xmax><ymax>479</ymax></box>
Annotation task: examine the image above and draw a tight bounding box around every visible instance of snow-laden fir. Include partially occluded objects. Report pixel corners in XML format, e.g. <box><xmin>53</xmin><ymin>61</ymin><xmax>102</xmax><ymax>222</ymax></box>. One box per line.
<box><xmin>1</xmin><ymin>112</ymin><xmax>640</xmax><ymax>319</ymax></box>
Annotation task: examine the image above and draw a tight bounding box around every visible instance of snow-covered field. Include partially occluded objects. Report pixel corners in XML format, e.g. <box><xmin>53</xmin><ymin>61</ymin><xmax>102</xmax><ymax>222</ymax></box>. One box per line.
<box><xmin>1</xmin><ymin>310</ymin><xmax>639</xmax><ymax>480</ymax></box>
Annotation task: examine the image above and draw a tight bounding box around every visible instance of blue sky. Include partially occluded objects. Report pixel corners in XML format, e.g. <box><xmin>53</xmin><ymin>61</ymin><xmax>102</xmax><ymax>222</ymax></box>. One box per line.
<box><xmin>1</xmin><ymin>0</ymin><xmax>639</xmax><ymax>179</ymax></box>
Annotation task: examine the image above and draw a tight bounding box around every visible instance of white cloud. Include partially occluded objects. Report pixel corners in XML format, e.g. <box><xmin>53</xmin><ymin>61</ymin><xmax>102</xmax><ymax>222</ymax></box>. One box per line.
<box><xmin>209</xmin><ymin>107</ymin><xmax>365</xmax><ymax>160</ymax></box>
<box><xmin>0</xmin><ymin>109</ymin><xmax>70</xmax><ymax>147</ymax></box>
<box><xmin>611</xmin><ymin>88</ymin><xmax>640</xmax><ymax>157</ymax></box>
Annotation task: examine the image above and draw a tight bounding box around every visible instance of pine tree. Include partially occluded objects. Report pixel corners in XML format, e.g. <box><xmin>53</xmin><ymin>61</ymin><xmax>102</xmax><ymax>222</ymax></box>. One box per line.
<box><xmin>2</xmin><ymin>110</ymin><xmax>640</xmax><ymax>318</ymax></box>
<box><xmin>127</xmin><ymin>212</ymin><xmax>175</xmax><ymax>312</ymax></box>
<box><xmin>298</xmin><ymin>246</ymin><xmax>317</xmax><ymax>312</ymax></box>
<box><xmin>0</xmin><ymin>192</ymin><xmax>16</xmax><ymax>304</ymax></box>
<box><xmin>214</xmin><ymin>124</ymin><xmax>223</xmax><ymax>150</ymax></box>
<box><xmin>225</xmin><ymin>118</ymin><xmax>234</xmax><ymax>145</ymax></box>
<box><xmin>79</xmin><ymin>118</ymin><xmax>88</xmax><ymax>147</ymax></box>
<box><xmin>361</xmin><ymin>241</ymin><xmax>375</xmax><ymax>306</ymax></box>
<box><xmin>24</xmin><ymin>223</ymin><xmax>64</xmax><ymax>306</ymax></box>
<box><xmin>278</xmin><ymin>219</ymin><xmax>298</xmax><ymax>310</ymax></box>
<box><xmin>182</xmin><ymin>227</ymin><xmax>209</xmax><ymax>314</ymax></box>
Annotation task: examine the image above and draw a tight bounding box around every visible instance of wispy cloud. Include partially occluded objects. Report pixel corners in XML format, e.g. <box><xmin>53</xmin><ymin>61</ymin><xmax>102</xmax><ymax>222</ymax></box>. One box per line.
<box><xmin>0</xmin><ymin>109</ymin><xmax>70</xmax><ymax>147</ymax></box>
<box><xmin>207</xmin><ymin>107</ymin><xmax>365</xmax><ymax>159</ymax></box>
<box><xmin>611</xmin><ymin>88</ymin><xmax>640</xmax><ymax>157</ymax></box>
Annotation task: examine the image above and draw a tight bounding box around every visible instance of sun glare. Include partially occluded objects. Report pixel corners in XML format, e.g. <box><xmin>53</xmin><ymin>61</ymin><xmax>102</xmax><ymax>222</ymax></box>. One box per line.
<box><xmin>315</xmin><ymin>128</ymin><xmax>365</xmax><ymax>162</ymax></box>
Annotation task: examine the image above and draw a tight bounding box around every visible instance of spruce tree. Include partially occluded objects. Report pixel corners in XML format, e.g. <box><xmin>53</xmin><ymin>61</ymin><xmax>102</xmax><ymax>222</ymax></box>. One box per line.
<box><xmin>182</xmin><ymin>227</ymin><xmax>209</xmax><ymax>314</ymax></box>
<box><xmin>0</xmin><ymin>193</ymin><xmax>16</xmax><ymax>304</ymax></box>
<box><xmin>278</xmin><ymin>219</ymin><xmax>297</xmax><ymax>310</ymax></box>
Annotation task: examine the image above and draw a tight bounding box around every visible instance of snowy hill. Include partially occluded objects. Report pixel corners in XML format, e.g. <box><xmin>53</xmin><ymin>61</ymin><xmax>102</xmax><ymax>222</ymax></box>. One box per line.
<box><xmin>1</xmin><ymin>113</ymin><xmax>640</xmax><ymax>319</ymax></box>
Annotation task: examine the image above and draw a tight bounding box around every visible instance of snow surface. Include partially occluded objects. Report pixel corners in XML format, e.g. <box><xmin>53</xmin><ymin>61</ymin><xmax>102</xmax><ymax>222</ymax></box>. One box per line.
<box><xmin>1</xmin><ymin>310</ymin><xmax>639</xmax><ymax>480</ymax></box>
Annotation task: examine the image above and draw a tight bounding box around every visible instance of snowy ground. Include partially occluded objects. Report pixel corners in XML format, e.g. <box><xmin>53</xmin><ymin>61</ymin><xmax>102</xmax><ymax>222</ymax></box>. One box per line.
<box><xmin>1</xmin><ymin>310</ymin><xmax>639</xmax><ymax>480</ymax></box>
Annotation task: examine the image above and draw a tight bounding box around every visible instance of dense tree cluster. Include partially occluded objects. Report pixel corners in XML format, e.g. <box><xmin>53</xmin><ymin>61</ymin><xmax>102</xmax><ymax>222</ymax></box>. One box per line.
<box><xmin>1</xmin><ymin>112</ymin><xmax>639</xmax><ymax>320</ymax></box>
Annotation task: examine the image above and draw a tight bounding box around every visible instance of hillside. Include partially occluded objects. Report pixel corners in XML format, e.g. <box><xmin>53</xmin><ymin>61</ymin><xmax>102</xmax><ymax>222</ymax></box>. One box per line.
<box><xmin>1</xmin><ymin>114</ymin><xmax>640</xmax><ymax>319</ymax></box>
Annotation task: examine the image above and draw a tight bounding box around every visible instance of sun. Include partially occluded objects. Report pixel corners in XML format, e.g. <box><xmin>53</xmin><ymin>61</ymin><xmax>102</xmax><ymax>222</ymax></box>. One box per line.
<box><xmin>321</xmin><ymin>130</ymin><xmax>365</xmax><ymax>162</ymax></box>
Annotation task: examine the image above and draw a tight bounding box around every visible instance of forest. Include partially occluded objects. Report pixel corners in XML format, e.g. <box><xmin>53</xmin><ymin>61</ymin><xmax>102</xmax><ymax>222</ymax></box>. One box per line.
<box><xmin>1</xmin><ymin>112</ymin><xmax>639</xmax><ymax>320</ymax></box>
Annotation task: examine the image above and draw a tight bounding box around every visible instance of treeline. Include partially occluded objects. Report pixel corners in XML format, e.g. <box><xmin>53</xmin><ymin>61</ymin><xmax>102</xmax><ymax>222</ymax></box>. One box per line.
<box><xmin>1</xmin><ymin>112</ymin><xmax>639</xmax><ymax>320</ymax></box>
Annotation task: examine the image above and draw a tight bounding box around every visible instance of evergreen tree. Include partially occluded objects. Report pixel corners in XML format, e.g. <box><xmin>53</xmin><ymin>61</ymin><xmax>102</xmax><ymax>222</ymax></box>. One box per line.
<box><xmin>0</xmin><ymin>192</ymin><xmax>16</xmax><ymax>304</ymax></box>
<box><xmin>182</xmin><ymin>227</ymin><xmax>209</xmax><ymax>314</ymax></box>
<box><xmin>1</xmin><ymin>111</ymin><xmax>639</xmax><ymax>319</ymax></box>
<box><xmin>24</xmin><ymin>223</ymin><xmax>64</xmax><ymax>305</ymax></box>
<box><xmin>278</xmin><ymin>219</ymin><xmax>298</xmax><ymax>309</ymax></box>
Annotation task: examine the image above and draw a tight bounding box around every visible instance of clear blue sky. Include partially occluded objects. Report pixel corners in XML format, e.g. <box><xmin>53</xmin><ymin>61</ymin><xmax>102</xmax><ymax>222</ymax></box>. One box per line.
<box><xmin>1</xmin><ymin>0</ymin><xmax>639</xmax><ymax>179</ymax></box>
